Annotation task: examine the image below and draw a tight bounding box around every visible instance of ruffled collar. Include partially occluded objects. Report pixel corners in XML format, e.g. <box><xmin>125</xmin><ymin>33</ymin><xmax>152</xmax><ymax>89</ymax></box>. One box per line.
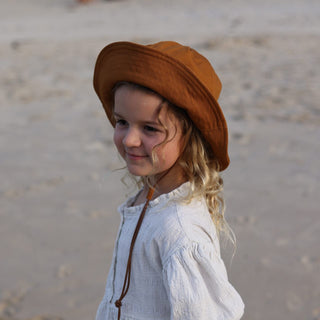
<box><xmin>118</xmin><ymin>182</ymin><xmax>191</xmax><ymax>216</ymax></box>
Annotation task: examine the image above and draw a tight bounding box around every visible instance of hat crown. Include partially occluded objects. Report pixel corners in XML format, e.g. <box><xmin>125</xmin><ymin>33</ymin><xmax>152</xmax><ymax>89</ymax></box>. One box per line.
<box><xmin>147</xmin><ymin>41</ymin><xmax>222</xmax><ymax>100</ymax></box>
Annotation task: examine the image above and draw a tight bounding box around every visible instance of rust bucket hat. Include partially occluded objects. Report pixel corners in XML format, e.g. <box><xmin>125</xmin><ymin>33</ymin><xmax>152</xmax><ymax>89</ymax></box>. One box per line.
<box><xmin>93</xmin><ymin>41</ymin><xmax>230</xmax><ymax>171</ymax></box>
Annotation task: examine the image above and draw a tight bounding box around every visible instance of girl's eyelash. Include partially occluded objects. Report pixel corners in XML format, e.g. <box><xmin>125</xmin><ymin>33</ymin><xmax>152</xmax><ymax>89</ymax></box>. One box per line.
<box><xmin>144</xmin><ymin>125</ymin><xmax>159</xmax><ymax>132</ymax></box>
<box><xmin>114</xmin><ymin>120</ymin><xmax>159</xmax><ymax>132</ymax></box>
<box><xmin>115</xmin><ymin>119</ymin><xmax>127</xmax><ymax>125</ymax></box>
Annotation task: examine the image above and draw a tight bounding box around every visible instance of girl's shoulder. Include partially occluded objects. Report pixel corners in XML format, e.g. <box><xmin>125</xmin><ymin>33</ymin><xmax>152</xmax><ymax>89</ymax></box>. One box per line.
<box><xmin>119</xmin><ymin>182</ymin><xmax>219</xmax><ymax>255</ymax></box>
<box><xmin>153</xmin><ymin>195</ymin><xmax>217</xmax><ymax>242</ymax></box>
<box><xmin>145</xmin><ymin>188</ymin><xmax>219</xmax><ymax>261</ymax></box>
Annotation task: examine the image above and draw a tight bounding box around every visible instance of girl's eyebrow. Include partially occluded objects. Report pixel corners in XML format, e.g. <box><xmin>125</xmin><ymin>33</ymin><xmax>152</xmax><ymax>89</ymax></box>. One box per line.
<box><xmin>113</xmin><ymin>112</ymin><xmax>161</xmax><ymax>126</ymax></box>
<box><xmin>113</xmin><ymin>112</ymin><xmax>123</xmax><ymax>118</ymax></box>
<box><xmin>145</xmin><ymin>120</ymin><xmax>161</xmax><ymax>126</ymax></box>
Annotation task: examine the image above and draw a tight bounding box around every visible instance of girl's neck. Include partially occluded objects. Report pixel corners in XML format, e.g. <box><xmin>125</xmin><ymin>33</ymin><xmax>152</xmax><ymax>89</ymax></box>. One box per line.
<box><xmin>134</xmin><ymin>167</ymin><xmax>187</xmax><ymax>206</ymax></box>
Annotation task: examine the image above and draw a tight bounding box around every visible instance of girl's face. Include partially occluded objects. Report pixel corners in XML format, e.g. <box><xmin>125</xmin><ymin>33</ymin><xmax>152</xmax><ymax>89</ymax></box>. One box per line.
<box><xmin>113</xmin><ymin>85</ymin><xmax>184</xmax><ymax>180</ymax></box>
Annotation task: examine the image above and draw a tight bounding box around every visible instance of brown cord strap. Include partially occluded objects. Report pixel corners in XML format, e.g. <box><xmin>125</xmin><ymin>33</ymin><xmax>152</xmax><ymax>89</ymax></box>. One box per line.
<box><xmin>115</xmin><ymin>187</ymin><xmax>155</xmax><ymax>320</ymax></box>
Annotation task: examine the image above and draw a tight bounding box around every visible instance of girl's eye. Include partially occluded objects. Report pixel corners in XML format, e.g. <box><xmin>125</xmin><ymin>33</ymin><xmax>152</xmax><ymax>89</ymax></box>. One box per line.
<box><xmin>115</xmin><ymin>119</ymin><xmax>127</xmax><ymax>127</ymax></box>
<box><xmin>144</xmin><ymin>125</ymin><xmax>158</xmax><ymax>133</ymax></box>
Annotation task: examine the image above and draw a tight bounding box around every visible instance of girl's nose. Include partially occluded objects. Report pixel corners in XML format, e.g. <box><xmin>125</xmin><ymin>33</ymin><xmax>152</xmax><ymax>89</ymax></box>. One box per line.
<box><xmin>122</xmin><ymin>128</ymin><xmax>141</xmax><ymax>147</ymax></box>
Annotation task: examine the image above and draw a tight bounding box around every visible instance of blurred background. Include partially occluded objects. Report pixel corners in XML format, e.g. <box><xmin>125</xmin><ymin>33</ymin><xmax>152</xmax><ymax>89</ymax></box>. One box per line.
<box><xmin>1</xmin><ymin>0</ymin><xmax>319</xmax><ymax>319</ymax></box>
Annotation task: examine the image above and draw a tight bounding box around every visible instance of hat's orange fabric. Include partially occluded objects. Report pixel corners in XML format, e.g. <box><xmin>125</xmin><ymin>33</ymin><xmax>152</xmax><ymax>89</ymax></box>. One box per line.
<box><xmin>93</xmin><ymin>41</ymin><xmax>229</xmax><ymax>171</ymax></box>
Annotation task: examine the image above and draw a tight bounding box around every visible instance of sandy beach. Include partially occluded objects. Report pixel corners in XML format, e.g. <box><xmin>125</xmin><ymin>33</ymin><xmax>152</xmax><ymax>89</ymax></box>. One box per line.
<box><xmin>1</xmin><ymin>0</ymin><xmax>319</xmax><ymax>319</ymax></box>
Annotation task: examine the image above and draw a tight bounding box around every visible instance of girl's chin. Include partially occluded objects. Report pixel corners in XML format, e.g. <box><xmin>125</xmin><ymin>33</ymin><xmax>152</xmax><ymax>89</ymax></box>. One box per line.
<box><xmin>127</xmin><ymin>166</ymin><xmax>153</xmax><ymax>177</ymax></box>
<box><xmin>127</xmin><ymin>167</ymin><xmax>168</xmax><ymax>180</ymax></box>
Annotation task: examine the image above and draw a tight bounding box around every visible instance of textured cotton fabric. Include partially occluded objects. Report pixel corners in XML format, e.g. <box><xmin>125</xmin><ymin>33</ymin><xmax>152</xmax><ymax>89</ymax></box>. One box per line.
<box><xmin>96</xmin><ymin>183</ymin><xmax>244</xmax><ymax>320</ymax></box>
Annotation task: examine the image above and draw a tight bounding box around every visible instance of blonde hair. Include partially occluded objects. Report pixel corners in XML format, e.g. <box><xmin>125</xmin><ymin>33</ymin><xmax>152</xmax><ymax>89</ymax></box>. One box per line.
<box><xmin>112</xmin><ymin>82</ymin><xmax>234</xmax><ymax>243</ymax></box>
<box><xmin>170</xmin><ymin>106</ymin><xmax>235</xmax><ymax>244</ymax></box>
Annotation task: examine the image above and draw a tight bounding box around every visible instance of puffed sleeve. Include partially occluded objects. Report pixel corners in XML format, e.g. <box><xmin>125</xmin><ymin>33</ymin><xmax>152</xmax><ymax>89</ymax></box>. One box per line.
<box><xmin>162</xmin><ymin>242</ymin><xmax>244</xmax><ymax>320</ymax></box>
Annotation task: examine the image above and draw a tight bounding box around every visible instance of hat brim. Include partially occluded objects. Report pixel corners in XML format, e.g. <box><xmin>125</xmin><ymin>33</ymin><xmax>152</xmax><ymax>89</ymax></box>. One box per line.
<box><xmin>93</xmin><ymin>41</ymin><xmax>229</xmax><ymax>171</ymax></box>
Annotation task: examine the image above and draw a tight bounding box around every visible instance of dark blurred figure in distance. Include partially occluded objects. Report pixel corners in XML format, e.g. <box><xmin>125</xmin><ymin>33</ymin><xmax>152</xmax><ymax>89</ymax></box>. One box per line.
<box><xmin>76</xmin><ymin>0</ymin><xmax>95</xmax><ymax>4</ymax></box>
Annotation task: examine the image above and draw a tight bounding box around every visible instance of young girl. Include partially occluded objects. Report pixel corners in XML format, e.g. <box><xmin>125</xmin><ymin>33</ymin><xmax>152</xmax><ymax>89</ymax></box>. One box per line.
<box><xmin>93</xmin><ymin>41</ymin><xmax>244</xmax><ymax>320</ymax></box>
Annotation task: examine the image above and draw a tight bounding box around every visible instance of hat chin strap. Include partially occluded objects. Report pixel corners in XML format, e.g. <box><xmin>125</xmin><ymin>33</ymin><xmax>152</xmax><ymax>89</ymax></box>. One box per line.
<box><xmin>114</xmin><ymin>168</ymin><xmax>174</xmax><ymax>318</ymax></box>
<box><xmin>115</xmin><ymin>161</ymin><xmax>181</xmax><ymax>319</ymax></box>
<box><xmin>114</xmin><ymin>185</ymin><xmax>154</xmax><ymax>320</ymax></box>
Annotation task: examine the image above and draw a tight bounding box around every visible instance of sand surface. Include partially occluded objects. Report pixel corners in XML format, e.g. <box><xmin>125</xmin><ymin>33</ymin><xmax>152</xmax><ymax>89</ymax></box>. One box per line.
<box><xmin>1</xmin><ymin>0</ymin><xmax>319</xmax><ymax>319</ymax></box>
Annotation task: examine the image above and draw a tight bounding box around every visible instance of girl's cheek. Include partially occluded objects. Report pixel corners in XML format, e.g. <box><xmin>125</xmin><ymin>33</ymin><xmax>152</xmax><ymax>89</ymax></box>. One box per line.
<box><xmin>113</xmin><ymin>129</ymin><xmax>123</xmax><ymax>151</ymax></box>
<box><xmin>145</xmin><ymin>137</ymin><xmax>162</xmax><ymax>154</ymax></box>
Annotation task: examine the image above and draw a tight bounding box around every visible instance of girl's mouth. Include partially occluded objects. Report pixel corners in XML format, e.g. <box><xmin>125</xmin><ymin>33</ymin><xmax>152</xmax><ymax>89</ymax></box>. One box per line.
<box><xmin>126</xmin><ymin>152</ymin><xmax>148</xmax><ymax>160</ymax></box>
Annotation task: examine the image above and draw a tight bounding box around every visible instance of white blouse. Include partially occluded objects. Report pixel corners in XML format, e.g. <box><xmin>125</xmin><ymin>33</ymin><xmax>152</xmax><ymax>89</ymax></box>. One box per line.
<box><xmin>96</xmin><ymin>183</ymin><xmax>244</xmax><ymax>320</ymax></box>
